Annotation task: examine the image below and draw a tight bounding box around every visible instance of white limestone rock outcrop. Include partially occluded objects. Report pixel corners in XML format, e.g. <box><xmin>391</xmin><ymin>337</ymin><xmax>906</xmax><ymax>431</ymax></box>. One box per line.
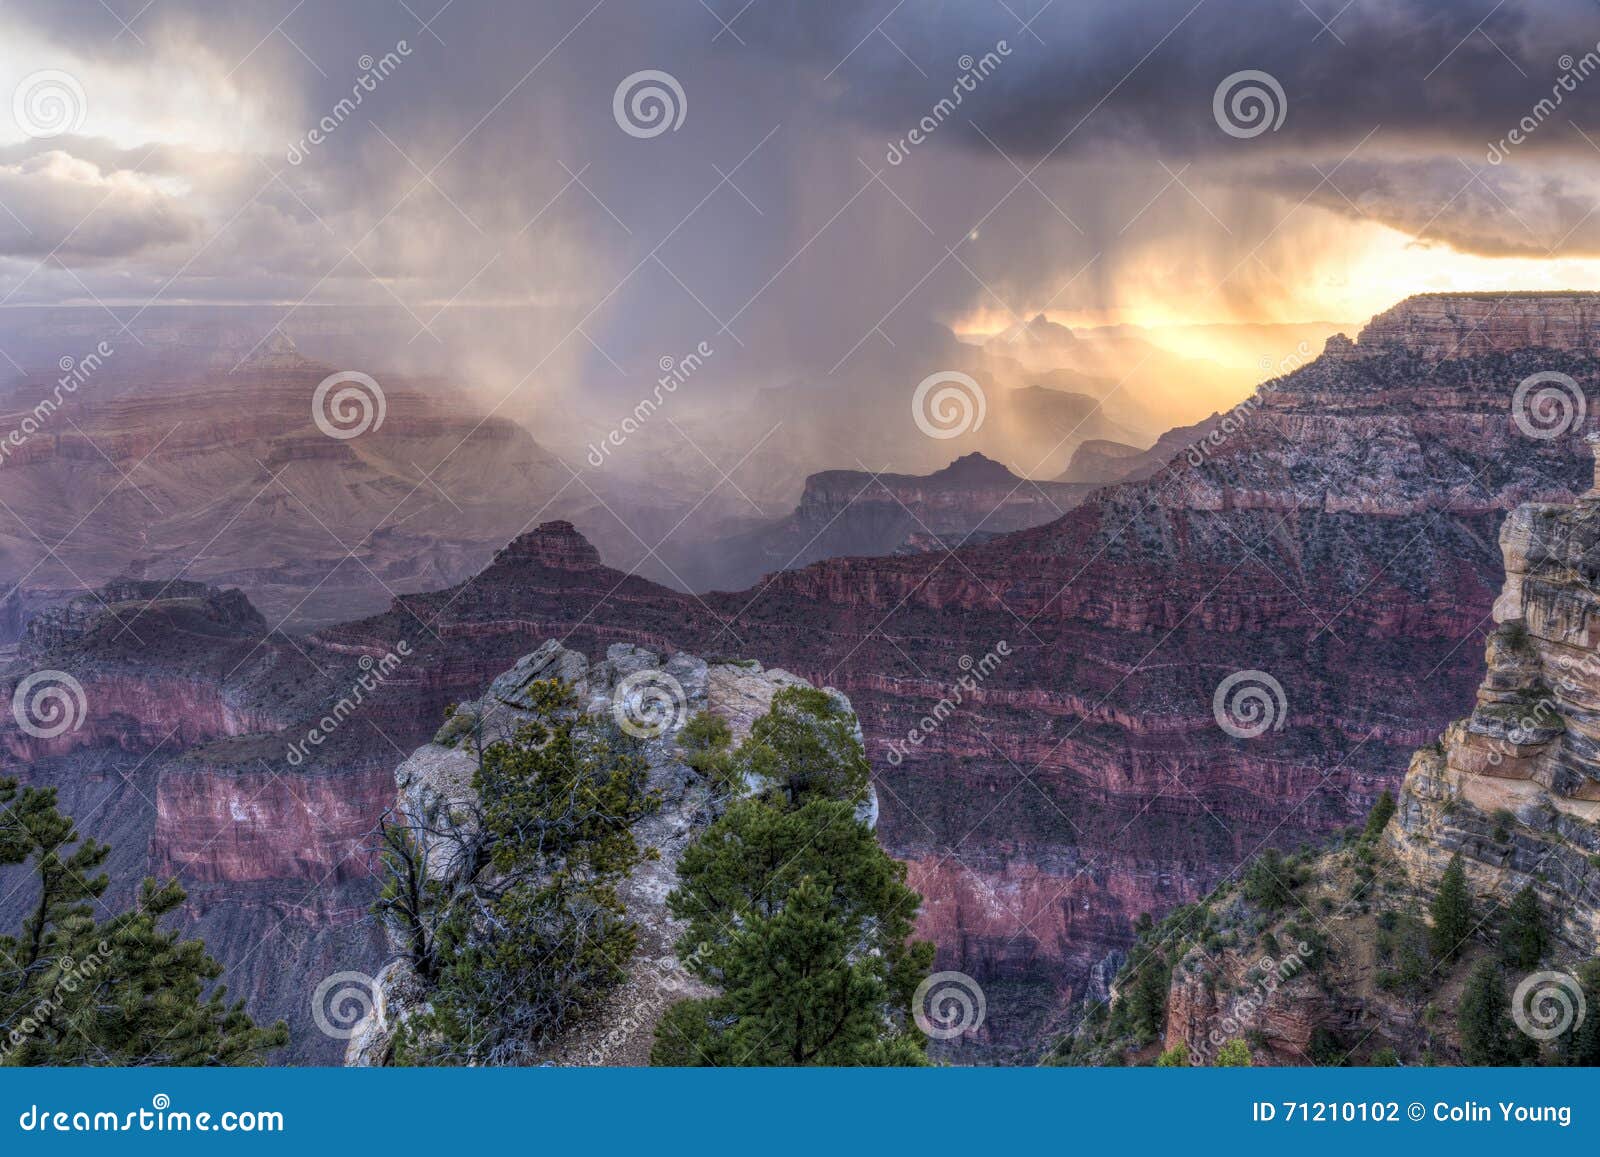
<box><xmin>346</xmin><ymin>640</ymin><xmax>876</xmax><ymax>1065</ymax></box>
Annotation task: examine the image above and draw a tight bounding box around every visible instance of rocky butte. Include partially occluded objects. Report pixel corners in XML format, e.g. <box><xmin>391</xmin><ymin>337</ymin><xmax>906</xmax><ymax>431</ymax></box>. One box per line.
<box><xmin>4</xmin><ymin>291</ymin><xmax>1599</xmax><ymax>1059</ymax></box>
<box><xmin>677</xmin><ymin>452</ymin><xmax>1096</xmax><ymax>591</ymax></box>
<box><xmin>344</xmin><ymin>639</ymin><xmax>873</xmax><ymax>1065</ymax></box>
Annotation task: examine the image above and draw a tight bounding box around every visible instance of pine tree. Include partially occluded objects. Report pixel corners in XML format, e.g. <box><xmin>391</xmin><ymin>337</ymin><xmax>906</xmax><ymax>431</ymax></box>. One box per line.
<box><xmin>652</xmin><ymin>689</ymin><xmax>932</xmax><ymax>1066</ymax></box>
<box><xmin>1499</xmin><ymin>885</ymin><xmax>1547</xmax><ymax>970</ymax></box>
<box><xmin>1429</xmin><ymin>853</ymin><xmax>1474</xmax><ymax>962</ymax></box>
<box><xmin>1155</xmin><ymin>1042</ymin><xmax>1188</xmax><ymax>1066</ymax></box>
<box><xmin>735</xmin><ymin>687</ymin><xmax>871</xmax><ymax>808</ymax></box>
<box><xmin>652</xmin><ymin>798</ymin><xmax>933</xmax><ymax>1065</ymax></box>
<box><xmin>1124</xmin><ymin>953</ymin><xmax>1172</xmax><ymax>1043</ymax></box>
<box><xmin>1458</xmin><ymin>960</ymin><xmax>1536</xmax><ymax>1065</ymax></box>
<box><xmin>0</xmin><ymin>779</ymin><xmax>286</xmax><ymax>1065</ymax></box>
<box><xmin>1362</xmin><ymin>790</ymin><xmax>1397</xmax><ymax>842</ymax></box>
<box><xmin>1242</xmin><ymin>848</ymin><xmax>1296</xmax><ymax>911</ymax></box>
<box><xmin>1561</xmin><ymin>960</ymin><xmax>1600</xmax><ymax>1065</ymax></box>
<box><xmin>378</xmin><ymin>680</ymin><xmax>658</xmax><ymax>1065</ymax></box>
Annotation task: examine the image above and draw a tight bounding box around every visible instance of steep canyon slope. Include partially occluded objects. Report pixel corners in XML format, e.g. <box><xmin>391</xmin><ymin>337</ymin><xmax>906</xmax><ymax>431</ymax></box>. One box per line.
<box><xmin>3</xmin><ymin>292</ymin><xmax>1597</xmax><ymax>1058</ymax></box>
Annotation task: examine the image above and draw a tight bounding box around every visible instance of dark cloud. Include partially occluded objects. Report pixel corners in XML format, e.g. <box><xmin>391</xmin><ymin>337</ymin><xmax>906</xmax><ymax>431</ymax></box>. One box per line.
<box><xmin>3</xmin><ymin>0</ymin><xmax>1600</xmax><ymax>426</ymax></box>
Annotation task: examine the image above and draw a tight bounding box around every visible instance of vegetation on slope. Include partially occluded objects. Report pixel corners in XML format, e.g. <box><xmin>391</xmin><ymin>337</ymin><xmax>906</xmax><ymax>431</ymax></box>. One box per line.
<box><xmin>0</xmin><ymin>778</ymin><xmax>287</xmax><ymax>1065</ymax></box>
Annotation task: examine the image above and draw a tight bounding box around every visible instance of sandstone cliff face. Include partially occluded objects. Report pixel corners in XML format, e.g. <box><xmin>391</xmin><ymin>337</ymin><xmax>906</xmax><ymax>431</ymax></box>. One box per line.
<box><xmin>1355</xmin><ymin>293</ymin><xmax>1600</xmax><ymax>361</ymax></box>
<box><xmin>1388</xmin><ymin>484</ymin><xmax>1600</xmax><ymax>951</ymax></box>
<box><xmin>1159</xmin><ymin>478</ymin><xmax>1600</xmax><ymax>1066</ymax></box>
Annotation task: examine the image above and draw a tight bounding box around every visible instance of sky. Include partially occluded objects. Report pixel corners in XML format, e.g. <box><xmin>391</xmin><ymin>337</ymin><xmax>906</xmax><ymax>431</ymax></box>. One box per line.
<box><xmin>5</xmin><ymin>0</ymin><xmax>1600</xmax><ymax>414</ymax></box>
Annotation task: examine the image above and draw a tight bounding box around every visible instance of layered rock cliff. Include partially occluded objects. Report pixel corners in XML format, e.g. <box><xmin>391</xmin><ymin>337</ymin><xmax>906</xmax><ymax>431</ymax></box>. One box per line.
<box><xmin>1389</xmin><ymin>480</ymin><xmax>1600</xmax><ymax>947</ymax></box>
<box><xmin>7</xmin><ymin>292</ymin><xmax>1599</xmax><ymax>1061</ymax></box>
<box><xmin>674</xmin><ymin>452</ymin><xmax>1095</xmax><ymax>592</ymax></box>
<box><xmin>1152</xmin><ymin>475</ymin><xmax>1600</xmax><ymax>1066</ymax></box>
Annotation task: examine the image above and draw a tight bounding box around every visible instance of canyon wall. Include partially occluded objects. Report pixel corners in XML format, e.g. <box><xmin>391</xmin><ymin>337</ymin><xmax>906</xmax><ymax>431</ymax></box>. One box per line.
<box><xmin>5</xmin><ymin>293</ymin><xmax>1599</xmax><ymax>1059</ymax></box>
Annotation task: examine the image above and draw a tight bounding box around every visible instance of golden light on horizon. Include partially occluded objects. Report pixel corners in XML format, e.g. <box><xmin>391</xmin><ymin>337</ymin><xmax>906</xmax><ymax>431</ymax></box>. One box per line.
<box><xmin>952</xmin><ymin>217</ymin><xmax>1600</xmax><ymax>342</ymax></box>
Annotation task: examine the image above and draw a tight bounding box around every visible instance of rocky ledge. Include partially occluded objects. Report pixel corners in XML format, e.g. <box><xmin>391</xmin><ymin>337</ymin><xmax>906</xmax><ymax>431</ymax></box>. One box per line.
<box><xmin>346</xmin><ymin>639</ymin><xmax>874</xmax><ymax>1065</ymax></box>
<box><xmin>1355</xmin><ymin>292</ymin><xmax>1600</xmax><ymax>360</ymax></box>
<box><xmin>23</xmin><ymin>579</ymin><xmax>264</xmax><ymax>653</ymax></box>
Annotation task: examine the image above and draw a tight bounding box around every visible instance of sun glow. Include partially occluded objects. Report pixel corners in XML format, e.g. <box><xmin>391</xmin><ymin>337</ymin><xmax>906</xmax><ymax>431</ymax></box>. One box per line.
<box><xmin>953</xmin><ymin>217</ymin><xmax>1600</xmax><ymax>341</ymax></box>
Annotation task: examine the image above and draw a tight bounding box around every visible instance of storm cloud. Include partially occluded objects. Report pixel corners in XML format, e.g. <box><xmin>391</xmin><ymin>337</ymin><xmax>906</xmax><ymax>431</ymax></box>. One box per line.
<box><xmin>3</xmin><ymin>0</ymin><xmax>1600</xmax><ymax>427</ymax></box>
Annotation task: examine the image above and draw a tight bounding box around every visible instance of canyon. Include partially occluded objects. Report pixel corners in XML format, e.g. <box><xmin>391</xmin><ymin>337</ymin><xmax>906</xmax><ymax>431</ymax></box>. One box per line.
<box><xmin>2</xmin><ymin>292</ymin><xmax>1597</xmax><ymax>1061</ymax></box>
<box><xmin>675</xmin><ymin>452</ymin><xmax>1096</xmax><ymax>591</ymax></box>
<box><xmin>1159</xmin><ymin>474</ymin><xmax>1600</xmax><ymax>1065</ymax></box>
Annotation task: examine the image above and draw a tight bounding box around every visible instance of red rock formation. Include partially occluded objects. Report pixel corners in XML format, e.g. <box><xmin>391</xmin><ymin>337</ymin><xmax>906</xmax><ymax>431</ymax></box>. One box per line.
<box><xmin>153</xmin><ymin>762</ymin><xmax>393</xmax><ymax>884</ymax></box>
<box><xmin>6</xmin><ymin>292</ymin><xmax>1599</xmax><ymax>1059</ymax></box>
